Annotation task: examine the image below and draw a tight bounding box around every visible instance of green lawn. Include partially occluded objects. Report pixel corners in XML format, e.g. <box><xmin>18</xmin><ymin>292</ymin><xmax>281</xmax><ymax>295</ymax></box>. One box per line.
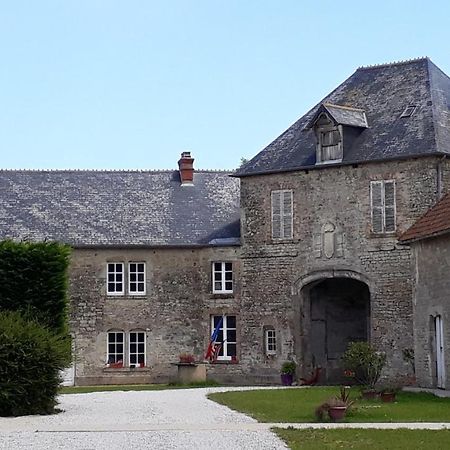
<box><xmin>274</xmin><ymin>428</ymin><xmax>450</xmax><ymax>450</ymax></box>
<box><xmin>207</xmin><ymin>387</ymin><xmax>450</xmax><ymax>422</ymax></box>
<box><xmin>60</xmin><ymin>380</ymin><xmax>220</xmax><ymax>394</ymax></box>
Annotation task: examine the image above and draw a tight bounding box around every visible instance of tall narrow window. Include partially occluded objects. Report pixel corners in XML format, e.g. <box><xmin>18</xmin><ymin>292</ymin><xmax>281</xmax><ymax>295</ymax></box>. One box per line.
<box><xmin>271</xmin><ymin>190</ymin><xmax>293</xmax><ymax>240</ymax></box>
<box><xmin>212</xmin><ymin>262</ymin><xmax>233</xmax><ymax>293</ymax></box>
<box><xmin>107</xmin><ymin>263</ymin><xmax>124</xmax><ymax>295</ymax></box>
<box><xmin>211</xmin><ymin>315</ymin><xmax>237</xmax><ymax>361</ymax></box>
<box><xmin>370</xmin><ymin>180</ymin><xmax>396</xmax><ymax>234</ymax></box>
<box><xmin>107</xmin><ymin>331</ymin><xmax>124</xmax><ymax>364</ymax></box>
<box><xmin>129</xmin><ymin>262</ymin><xmax>146</xmax><ymax>295</ymax></box>
<box><xmin>129</xmin><ymin>331</ymin><xmax>146</xmax><ymax>367</ymax></box>
<box><xmin>265</xmin><ymin>329</ymin><xmax>277</xmax><ymax>355</ymax></box>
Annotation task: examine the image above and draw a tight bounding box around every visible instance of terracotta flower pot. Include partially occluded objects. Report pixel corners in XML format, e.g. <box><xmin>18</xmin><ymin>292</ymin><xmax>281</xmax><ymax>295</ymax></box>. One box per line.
<box><xmin>281</xmin><ymin>373</ymin><xmax>293</xmax><ymax>386</ymax></box>
<box><xmin>361</xmin><ymin>390</ymin><xmax>378</xmax><ymax>400</ymax></box>
<box><xmin>380</xmin><ymin>392</ymin><xmax>396</xmax><ymax>402</ymax></box>
<box><xmin>328</xmin><ymin>406</ymin><xmax>347</xmax><ymax>421</ymax></box>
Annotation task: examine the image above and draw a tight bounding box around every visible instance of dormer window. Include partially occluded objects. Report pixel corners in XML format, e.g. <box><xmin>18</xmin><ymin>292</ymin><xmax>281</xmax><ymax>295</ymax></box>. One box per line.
<box><xmin>314</xmin><ymin>113</ymin><xmax>343</xmax><ymax>164</ymax></box>
<box><xmin>305</xmin><ymin>103</ymin><xmax>368</xmax><ymax>166</ymax></box>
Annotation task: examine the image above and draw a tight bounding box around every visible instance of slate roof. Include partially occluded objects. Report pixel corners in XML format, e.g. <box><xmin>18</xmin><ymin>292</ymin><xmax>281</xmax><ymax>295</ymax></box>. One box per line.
<box><xmin>306</xmin><ymin>104</ymin><xmax>368</xmax><ymax>129</ymax></box>
<box><xmin>236</xmin><ymin>58</ymin><xmax>450</xmax><ymax>177</ymax></box>
<box><xmin>399</xmin><ymin>193</ymin><xmax>450</xmax><ymax>243</ymax></box>
<box><xmin>0</xmin><ymin>170</ymin><xmax>240</xmax><ymax>247</ymax></box>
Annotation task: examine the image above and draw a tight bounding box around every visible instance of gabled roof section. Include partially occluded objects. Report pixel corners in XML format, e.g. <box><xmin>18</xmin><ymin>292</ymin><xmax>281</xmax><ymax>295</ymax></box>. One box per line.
<box><xmin>237</xmin><ymin>57</ymin><xmax>450</xmax><ymax>177</ymax></box>
<box><xmin>0</xmin><ymin>170</ymin><xmax>240</xmax><ymax>247</ymax></box>
<box><xmin>399</xmin><ymin>193</ymin><xmax>450</xmax><ymax>243</ymax></box>
<box><xmin>305</xmin><ymin>103</ymin><xmax>368</xmax><ymax>129</ymax></box>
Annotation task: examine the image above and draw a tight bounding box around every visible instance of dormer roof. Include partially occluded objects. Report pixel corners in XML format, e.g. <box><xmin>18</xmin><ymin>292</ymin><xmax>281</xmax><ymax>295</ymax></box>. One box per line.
<box><xmin>305</xmin><ymin>103</ymin><xmax>369</xmax><ymax>129</ymax></box>
<box><xmin>236</xmin><ymin>57</ymin><xmax>450</xmax><ymax>177</ymax></box>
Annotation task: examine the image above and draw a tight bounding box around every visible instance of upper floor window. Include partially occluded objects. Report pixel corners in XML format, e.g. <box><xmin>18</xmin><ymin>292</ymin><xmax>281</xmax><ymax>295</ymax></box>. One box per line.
<box><xmin>315</xmin><ymin>113</ymin><xmax>342</xmax><ymax>164</ymax></box>
<box><xmin>107</xmin><ymin>263</ymin><xmax>124</xmax><ymax>295</ymax></box>
<box><xmin>107</xmin><ymin>262</ymin><xmax>146</xmax><ymax>296</ymax></box>
<box><xmin>271</xmin><ymin>190</ymin><xmax>293</xmax><ymax>240</ymax></box>
<box><xmin>212</xmin><ymin>262</ymin><xmax>233</xmax><ymax>293</ymax></box>
<box><xmin>370</xmin><ymin>180</ymin><xmax>396</xmax><ymax>234</ymax></box>
<box><xmin>129</xmin><ymin>262</ymin><xmax>146</xmax><ymax>295</ymax></box>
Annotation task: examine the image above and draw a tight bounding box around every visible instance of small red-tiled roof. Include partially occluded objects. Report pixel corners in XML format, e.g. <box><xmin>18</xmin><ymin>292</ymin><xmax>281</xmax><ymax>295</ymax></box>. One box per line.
<box><xmin>399</xmin><ymin>193</ymin><xmax>450</xmax><ymax>243</ymax></box>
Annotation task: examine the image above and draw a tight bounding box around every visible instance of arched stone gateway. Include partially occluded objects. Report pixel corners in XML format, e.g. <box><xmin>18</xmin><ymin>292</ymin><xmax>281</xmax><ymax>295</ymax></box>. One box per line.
<box><xmin>294</xmin><ymin>270</ymin><xmax>371</xmax><ymax>384</ymax></box>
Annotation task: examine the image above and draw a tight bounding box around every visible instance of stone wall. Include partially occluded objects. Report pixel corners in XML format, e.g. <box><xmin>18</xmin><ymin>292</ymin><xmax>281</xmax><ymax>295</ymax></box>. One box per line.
<box><xmin>238</xmin><ymin>156</ymin><xmax>450</xmax><ymax>383</ymax></box>
<box><xmin>412</xmin><ymin>235</ymin><xmax>450</xmax><ymax>390</ymax></box>
<box><xmin>69</xmin><ymin>246</ymin><xmax>243</xmax><ymax>385</ymax></box>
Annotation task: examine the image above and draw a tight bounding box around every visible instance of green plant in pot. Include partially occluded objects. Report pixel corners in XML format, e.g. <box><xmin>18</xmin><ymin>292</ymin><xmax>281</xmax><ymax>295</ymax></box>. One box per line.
<box><xmin>379</xmin><ymin>384</ymin><xmax>399</xmax><ymax>403</ymax></box>
<box><xmin>342</xmin><ymin>341</ymin><xmax>386</xmax><ymax>398</ymax></box>
<box><xmin>280</xmin><ymin>361</ymin><xmax>296</xmax><ymax>386</ymax></box>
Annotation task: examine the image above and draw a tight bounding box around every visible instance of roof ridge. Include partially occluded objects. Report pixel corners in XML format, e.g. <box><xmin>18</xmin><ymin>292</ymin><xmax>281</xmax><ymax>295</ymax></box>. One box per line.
<box><xmin>0</xmin><ymin>168</ymin><xmax>235</xmax><ymax>174</ymax></box>
<box><xmin>357</xmin><ymin>56</ymin><xmax>429</xmax><ymax>71</ymax></box>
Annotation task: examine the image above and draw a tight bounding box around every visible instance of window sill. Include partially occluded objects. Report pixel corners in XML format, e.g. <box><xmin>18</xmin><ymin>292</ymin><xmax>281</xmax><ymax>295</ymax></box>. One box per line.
<box><xmin>106</xmin><ymin>295</ymin><xmax>148</xmax><ymax>299</ymax></box>
<box><xmin>103</xmin><ymin>367</ymin><xmax>151</xmax><ymax>373</ymax></box>
<box><xmin>210</xmin><ymin>293</ymin><xmax>235</xmax><ymax>299</ymax></box>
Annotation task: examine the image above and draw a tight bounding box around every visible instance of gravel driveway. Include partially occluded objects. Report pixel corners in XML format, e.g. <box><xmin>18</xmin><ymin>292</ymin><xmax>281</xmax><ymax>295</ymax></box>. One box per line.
<box><xmin>0</xmin><ymin>387</ymin><xmax>287</xmax><ymax>449</ymax></box>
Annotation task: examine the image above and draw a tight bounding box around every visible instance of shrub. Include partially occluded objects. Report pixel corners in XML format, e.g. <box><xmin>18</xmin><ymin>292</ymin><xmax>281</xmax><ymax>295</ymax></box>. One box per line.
<box><xmin>342</xmin><ymin>341</ymin><xmax>386</xmax><ymax>390</ymax></box>
<box><xmin>0</xmin><ymin>311</ymin><xmax>71</xmax><ymax>416</ymax></box>
<box><xmin>281</xmin><ymin>361</ymin><xmax>297</xmax><ymax>375</ymax></box>
<box><xmin>0</xmin><ymin>241</ymin><xmax>71</xmax><ymax>333</ymax></box>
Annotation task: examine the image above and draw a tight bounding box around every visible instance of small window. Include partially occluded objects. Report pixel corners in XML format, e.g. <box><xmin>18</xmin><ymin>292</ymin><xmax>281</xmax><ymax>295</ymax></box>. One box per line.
<box><xmin>107</xmin><ymin>331</ymin><xmax>124</xmax><ymax>364</ymax></box>
<box><xmin>129</xmin><ymin>331</ymin><xmax>146</xmax><ymax>367</ymax></box>
<box><xmin>212</xmin><ymin>262</ymin><xmax>233</xmax><ymax>293</ymax></box>
<box><xmin>107</xmin><ymin>263</ymin><xmax>124</xmax><ymax>295</ymax></box>
<box><xmin>400</xmin><ymin>105</ymin><xmax>417</xmax><ymax>118</ymax></box>
<box><xmin>265</xmin><ymin>329</ymin><xmax>277</xmax><ymax>355</ymax></box>
<box><xmin>271</xmin><ymin>190</ymin><xmax>293</xmax><ymax>240</ymax></box>
<box><xmin>211</xmin><ymin>315</ymin><xmax>237</xmax><ymax>361</ymax></box>
<box><xmin>129</xmin><ymin>262</ymin><xmax>146</xmax><ymax>295</ymax></box>
<box><xmin>370</xmin><ymin>180</ymin><xmax>396</xmax><ymax>234</ymax></box>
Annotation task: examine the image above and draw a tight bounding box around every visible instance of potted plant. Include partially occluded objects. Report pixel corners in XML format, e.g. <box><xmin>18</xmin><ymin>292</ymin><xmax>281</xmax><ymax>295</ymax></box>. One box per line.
<box><xmin>179</xmin><ymin>353</ymin><xmax>195</xmax><ymax>364</ymax></box>
<box><xmin>379</xmin><ymin>385</ymin><xmax>399</xmax><ymax>403</ymax></box>
<box><xmin>280</xmin><ymin>361</ymin><xmax>296</xmax><ymax>386</ymax></box>
<box><xmin>342</xmin><ymin>341</ymin><xmax>386</xmax><ymax>398</ymax></box>
<box><xmin>327</xmin><ymin>398</ymin><xmax>349</xmax><ymax>422</ymax></box>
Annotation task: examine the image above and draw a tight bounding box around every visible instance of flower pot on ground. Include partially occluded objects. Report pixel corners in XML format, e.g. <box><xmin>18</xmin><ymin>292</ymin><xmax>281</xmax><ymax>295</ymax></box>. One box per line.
<box><xmin>315</xmin><ymin>397</ymin><xmax>349</xmax><ymax>422</ymax></box>
<box><xmin>280</xmin><ymin>361</ymin><xmax>296</xmax><ymax>386</ymax></box>
<box><xmin>361</xmin><ymin>389</ymin><xmax>378</xmax><ymax>400</ymax></box>
<box><xmin>380</xmin><ymin>391</ymin><xmax>396</xmax><ymax>402</ymax></box>
<box><xmin>328</xmin><ymin>405</ymin><xmax>347</xmax><ymax>422</ymax></box>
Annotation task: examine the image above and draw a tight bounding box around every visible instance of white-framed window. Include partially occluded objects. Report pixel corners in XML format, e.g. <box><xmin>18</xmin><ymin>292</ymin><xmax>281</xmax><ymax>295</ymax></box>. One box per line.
<box><xmin>107</xmin><ymin>263</ymin><xmax>124</xmax><ymax>295</ymax></box>
<box><xmin>107</xmin><ymin>331</ymin><xmax>124</xmax><ymax>364</ymax></box>
<box><xmin>271</xmin><ymin>190</ymin><xmax>293</xmax><ymax>240</ymax></box>
<box><xmin>370</xmin><ymin>180</ymin><xmax>396</xmax><ymax>234</ymax></box>
<box><xmin>129</xmin><ymin>331</ymin><xmax>146</xmax><ymax>367</ymax></box>
<box><xmin>211</xmin><ymin>315</ymin><xmax>237</xmax><ymax>361</ymax></box>
<box><xmin>212</xmin><ymin>262</ymin><xmax>233</xmax><ymax>293</ymax></box>
<box><xmin>265</xmin><ymin>329</ymin><xmax>277</xmax><ymax>355</ymax></box>
<box><xmin>129</xmin><ymin>262</ymin><xmax>146</xmax><ymax>295</ymax></box>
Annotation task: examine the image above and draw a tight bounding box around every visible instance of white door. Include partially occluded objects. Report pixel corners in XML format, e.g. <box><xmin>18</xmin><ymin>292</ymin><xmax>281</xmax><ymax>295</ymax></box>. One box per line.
<box><xmin>435</xmin><ymin>315</ymin><xmax>446</xmax><ymax>389</ymax></box>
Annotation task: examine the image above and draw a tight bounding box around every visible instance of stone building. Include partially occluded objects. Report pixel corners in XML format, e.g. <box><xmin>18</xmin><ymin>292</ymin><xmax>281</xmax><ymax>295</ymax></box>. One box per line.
<box><xmin>0</xmin><ymin>154</ymin><xmax>243</xmax><ymax>385</ymax></box>
<box><xmin>235</xmin><ymin>57</ymin><xmax>450</xmax><ymax>384</ymax></box>
<box><xmin>400</xmin><ymin>193</ymin><xmax>450</xmax><ymax>390</ymax></box>
<box><xmin>1</xmin><ymin>57</ymin><xmax>450</xmax><ymax>386</ymax></box>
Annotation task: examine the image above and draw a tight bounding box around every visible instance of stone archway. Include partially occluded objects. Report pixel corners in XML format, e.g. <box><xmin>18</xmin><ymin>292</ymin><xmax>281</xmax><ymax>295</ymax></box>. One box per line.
<box><xmin>295</xmin><ymin>270</ymin><xmax>371</xmax><ymax>384</ymax></box>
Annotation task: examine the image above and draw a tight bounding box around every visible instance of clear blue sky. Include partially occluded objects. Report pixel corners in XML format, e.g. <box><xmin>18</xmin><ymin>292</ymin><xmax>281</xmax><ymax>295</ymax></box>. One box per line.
<box><xmin>1</xmin><ymin>1</ymin><xmax>449</xmax><ymax>170</ymax></box>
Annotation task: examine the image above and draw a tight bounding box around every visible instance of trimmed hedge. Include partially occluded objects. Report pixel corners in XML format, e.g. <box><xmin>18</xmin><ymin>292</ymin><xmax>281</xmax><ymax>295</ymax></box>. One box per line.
<box><xmin>0</xmin><ymin>311</ymin><xmax>71</xmax><ymax>416</ymax></box>
<box><xmin>0</xmin><ymin>241</ymin><xmax>71</xmax><ymax>333</ymax></box>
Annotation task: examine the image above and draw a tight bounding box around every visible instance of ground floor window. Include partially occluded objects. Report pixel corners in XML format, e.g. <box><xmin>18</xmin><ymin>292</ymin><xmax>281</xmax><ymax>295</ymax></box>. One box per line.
<box><xmin>265</xmin><ymin>329</ymin><xmax>277</xmax><ymax>355</ymax></box>
<box><xmin>107</xmin><ymin>330</ymin><xmax>146</xmax><ymax>367</ymax></box>
<box><xmin>211</xmin><ymin>315</ymin><xmax>237</xmax><ymax>361</ymax></box>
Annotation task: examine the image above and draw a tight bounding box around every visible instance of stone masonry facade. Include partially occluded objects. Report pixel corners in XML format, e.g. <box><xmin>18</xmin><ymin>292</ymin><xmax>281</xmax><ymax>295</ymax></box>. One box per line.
<box><xmin>237</xmin><ymin>156</ymin><xmax>450</xmax><ymax>384</ymax></box>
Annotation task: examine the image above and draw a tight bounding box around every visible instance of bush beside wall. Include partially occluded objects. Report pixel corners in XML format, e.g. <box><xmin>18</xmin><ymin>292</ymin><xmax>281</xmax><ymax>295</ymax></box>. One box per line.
<box><xmin>0</xmin><ymin>311</ymin><xmax>71</xmax><ymax>416</ymax></box>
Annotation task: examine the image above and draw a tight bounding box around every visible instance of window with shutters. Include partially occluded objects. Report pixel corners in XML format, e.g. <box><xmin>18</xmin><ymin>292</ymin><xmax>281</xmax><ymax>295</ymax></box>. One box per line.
<box><xmin>314</xmin><ymin>113</ymin><xmax>343</xmax><ymax>164</ymax></box>
<box><xmin>271</xmin><ymin>190</ymin><xmax>293</xmax><ymax>240</ymax></box>
<box><xmin>370</xmin><ymin>180</ymin><xmax>396</xmax><ymax>234</ymax></box>
<box><xmin>212</xmin><ymin>261</ymin><xmax>233</xmax><ymax>293</ymax></box>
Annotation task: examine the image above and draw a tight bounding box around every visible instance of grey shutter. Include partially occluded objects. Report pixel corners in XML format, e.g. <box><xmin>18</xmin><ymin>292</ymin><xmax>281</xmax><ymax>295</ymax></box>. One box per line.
<box><xmin>371</xmin><ymin>182</ymin><xmax>383</xmax><ymax>233</ymax></box>
<box><xmin>282</xmin><ymin>191</ymin><xmax>293</xmax><ymax>239</ymax></box>
<box><xmin>313</xmin><ymin>233</ymin><xmax>322</xmax><ymax>258</ymax></box>
<box><xmin>271</xmin><ymin>191</ymin><xmax>282</xmax><ymax>239</ymax></box>
<box><xmin>384</xmin><ymin>181</ymin><xmax>396</xmax><ymax>232</ymax></box>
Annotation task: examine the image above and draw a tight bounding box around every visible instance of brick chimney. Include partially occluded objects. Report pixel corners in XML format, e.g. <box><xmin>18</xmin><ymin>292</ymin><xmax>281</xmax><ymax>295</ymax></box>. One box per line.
<box><xmin>178</xmin><ymin>151</ymin><xmax>194</xmax><ymax>185</ymax></box>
